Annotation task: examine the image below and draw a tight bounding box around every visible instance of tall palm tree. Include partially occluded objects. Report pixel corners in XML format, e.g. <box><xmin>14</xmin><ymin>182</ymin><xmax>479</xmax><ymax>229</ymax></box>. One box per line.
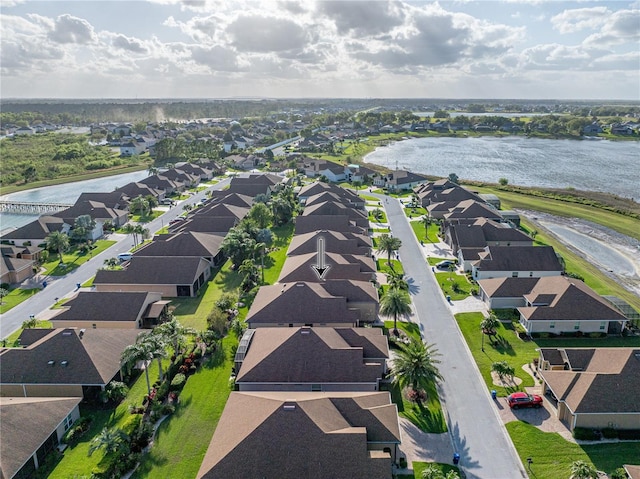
<box><xmin>379</xmin><ymin>287</ymin><xmax>412</xmax><ymax>336</ymax></box>
<box><xmin>376</xmin><ymin>234</ymin><xmax>402</xmax><ymax>271</ymax></box>
<box><xmin>491</xmin><ymin>361</ymin><xmax>515</xmax><ymax>383</ymax></box>
<box><xmin>386</xmin><ymin>271</ymin><xmax>409</xmax><ymax>291</ymax></box>
<box><xmin>88</xmin><ymin>427</ymin><xmax>128</xmax><ymax>457</ymax></box>
<box><xmin>122</xmin><ymin>223</ymin><xmax>138</xmax><ymax>247</ymax></box>
<box><xmin>570</xmin><ymin>460</ymin><xmax>598</xmax><ymax>479</ymax></box>
<box><xmin>121</xmin><ymin>341</ymin><xmax>153</xmax><ymax>396</ymax></box>
<box><xmin>154</xmin><ymin>318</ymin><xmax>195</xmax><ymax>356</ymax></box>
<box><xmin>392</xmin><ymin>338</ymin><xmax>443</xmax><ymax>406</ymax></box>
<box><xmin>45</xmin><ymin>231</ymin><xmax>70</xmax><ymax>264</ymax></box>
<box><xmin>131</xmin><ymin>195</ymin><xmax>149</xmax><ymax>216</ymax></box>
<box><xmin>422</xmin><ymin>213</ymin><xmax>431</xmax><ymax>240</ymax></box>
<box><xmin>480</xmin><ymin>313</ymin><xmax>500</xmax><ymax>351</ymax></box>
<box><xmin>140</xmin><ymin>332</ymin><xmax>168</xmax><ymax>381</ymax></box>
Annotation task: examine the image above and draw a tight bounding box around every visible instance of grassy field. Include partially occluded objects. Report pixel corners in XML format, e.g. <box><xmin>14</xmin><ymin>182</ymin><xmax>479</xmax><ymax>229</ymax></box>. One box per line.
<box><xmin>433</xmin><ymin>272</ymin><xmax>474</xmax><ymax>301</ymax></box>
<box><xmin>0</xmin><ymin>287</ymin><xmax>40</xmax><ymax>316</ymax></box>
<box><xmin>410</xmin><ymin>220</ymin><xmax>441</xmax><ymax>244</ymax></box>
<box><xmin>369</xmin><ymin>209</ymin><xmax>388</xmax><ymax>223</ymax></box>
<box><xmin>404</xmin><ymin>206</ymin><xmax>427</xmax><ymax>218</ymax></box>
<box><xmin>41</xmin><ymin>240</ymin><xmax>117</xmax><ymax>276</ymax></box>
<box><xmin>398</xmin><ymin>462</ymin><xmax>462</xmax><ymax>479</ymax></box>
<box><xmin>382</xmin><ymin>321</ymin><xmax>448</xmax><ymax>434</ymax></box>
<box><xmin>376</xmin><ymin>258</ymin><xmax>404</xmax><ymax>276</ymax></box>
<box><xmin>507</xmin><ymin>421</ymin><xmax>640</xmax><ymax>479</ymax></box>
<box><xmin>131</xmin><ymin>335</ymin><xmax>237</xmax><ymax>479</ymax></box>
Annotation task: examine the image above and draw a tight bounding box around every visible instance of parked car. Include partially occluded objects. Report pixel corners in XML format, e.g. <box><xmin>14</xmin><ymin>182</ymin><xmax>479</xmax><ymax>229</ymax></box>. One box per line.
<box><xmin>436</xmin><ymin>260</ymin><xmax>456</xmax><ymax>269</ymax></box>
<box><xmin>118</xmin><ymin>253</ymin><xmax>133</xmax><ymax>262</ymax></box>
<box><xmin>507</xmin><ymin>392</ymin><xmax>543</xmax><ymax>409</ymax></box>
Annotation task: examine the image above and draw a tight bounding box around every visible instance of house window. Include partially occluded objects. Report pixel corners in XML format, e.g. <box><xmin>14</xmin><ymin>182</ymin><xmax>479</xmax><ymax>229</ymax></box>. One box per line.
<box><xmin>63</xmin><ymin>413</ymin><xmax>74</xmax><ymax>431</ymax></box>
<box><xmin>311</xmin><ymin>384</ymin><xmax>321</xmax><ymax>392</ymax></box>
<box><xmin>549</xmin><ymin>322</ymin><xmax>555</xmax><ymax>329</ymax></box>
<box><xmin>512</xmin><ymin>272</ymin><xmax>518</xmax><ymax>278</ymax></box>
<box><xmin>600</xmin><ymin>321</ymin><xmax>606</xmax><ymax>330</ymax></box>
<box><xmin>574</xmin><ymin>322</ymin><xmax>580</xmax><ymax>330</ymax></box>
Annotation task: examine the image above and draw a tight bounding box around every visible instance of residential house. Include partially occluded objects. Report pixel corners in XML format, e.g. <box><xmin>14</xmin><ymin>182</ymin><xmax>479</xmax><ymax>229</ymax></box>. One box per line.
<box><xmin>1</xmin><ymin>396</ymin><xmax>82</xmax><ymax>479</ymax></box>
<box><xmin>94</xmin><ymin>256</ymin><xmax>212</xmax><ymax>297</ymax></box>
<box><xmin>538</xmin><ymin>348</ymin><xmax>640</xmax><ymax>431</ymax></box>
<box><xmin>582</xmin><ymin>122</ymin><xmax>603</xmax><ymax>135</ymax></box>
<box><xmin>304</xmin><ymin>191</ymin><xmax>365</xmax><ymax>210</ymax></box>
<box><xmin>14</xmin><ymin>126</ymin><xmax>35</xmax><ymax>135</ymax></box>
<box><xmin>191</xmin><ymin>202</ymin><xmax>249</xmax><ymax>222</ymax></box>
<box><xmin>517</xmin><ymin>276</ymin><xmax>628</xmax><ymax>335</ymax></box>
<box><xmin>0</xmin><ymin>328</ymin><xmax>141</xmax><ymax>398</ymax></box>
<box><xmin>75</xmin><ymin>192</ymin><xmax>129</xmax><ymax>211</ymax></box>
<box><xmin>161</xmin><ymin>169</ymin><xmax>200</xmax><ymax>188</ymax></box>
<box><xmin>0</xmin><ymin>244</ymin><xmax>43</xmax><ymax>263</ymax></box>
<box><xmin>302</xmin><ymin>201</ymin><xmax>369</xmax><ymax>228</ymax></box>
<box><xmin>196</xmin><ymin>391</ymin><xmax>399</xmax><ymax>479</ymax></box>
<box><xmin>442</xmin><ymin>199</ymin><xmax>504</xmax><ymax>223</ymax></box>
<box><xmin>298</xmin><ymin>182</ymin><xmax>364</xmax><ymax>209</ymax></box>
<box><xmin>115</xmin><ymin>182</ymin><xmax>164</xmax><ymax>202</ymax></box>
<box><xmin>50</xmin><ymin>291</ymin><xmax>169</xmax><ymax>329</ymax></box>
<box><xmin>278</xmin><ymin>252</ymin><xmax>376</xmax><ymax>283</ymax></box>
<box><xmin>1</xmin><ymin>216</ymin><xmax>69</xmax><ymax>247</ymax></box>
<box><xmin>624</xmin><ymin>465</ymin><xmax>640</xmax><ymax>479</ymax></box>
<box><xmin>53</xmin><ymin>200</ymin><xmax>129</xmax><ymax>234</ymax></box>
<box><xmin>175</xmin><ymin>162</ymin><xmax>214</xmax><ymax>180</ymax></box>
<box><xmin>471</xmin><ymin>246</ymin><xmax>563</xmax><ymax>281</ymax></box>
<box><xmin>119</xmin><ymin>140</ymin><xmax>145</xmax><ymax>156</ymax></box>
<box><xmin>478</xmin><ymin>277</ymin><xmax>543</xmax><ymax>310</ymax></box>
<box><xmin>139</xmin><ymin>175</ymin><xmax>184</xmax><ymax>195</ymax></box>
<box><xmin>235</xmin><ymin>327</ymin><xmax>388</xmax><ymax>392</ymax></box>
<box><xmin>169</xmin><ymin>216</ymin><xmax>239</xmax><ymax>235</ymax></box>
<box><xmin>206</xmin><ymin>192</ymin><xmax>253</xmax><ymax>209</ymax></box>
<box><xmin>373</xmin><ymin>170</ymin><xmax>428</xmax><ymax>191</ymax></box>
<box><xmin>134</xmin><ymin>231</ymin><xmax>226</xmax><ymax>266</ymax></box>
<box><xmin>294</xmin><ymin>215</ymin><xmax>368</xmax><ymax>236</ymax></box>
<box><xmin>287</xmin><ymin>230</ymin><xmax>371</xmax><ymax>257</ymax></box>
<box><xmin>303</xmin><ymin>160</ymin><xmax>347</xmax><ymax>182</ymax></box>
<box><xmin>246</xmin><ymin>280</ymin><xmax>378</xmax><ymax>328</ymax></box>
<box><xmin>0</xmin><ymin>255</ymin><xmax>35</xmax><ymax>285</ymax></box>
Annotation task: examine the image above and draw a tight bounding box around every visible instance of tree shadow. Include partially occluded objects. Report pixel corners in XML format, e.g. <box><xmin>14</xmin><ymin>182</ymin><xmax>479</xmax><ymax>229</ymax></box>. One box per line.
<box><xmin>447</xmin><ymin>417</ymin><xmax>481</xmax><ymax>472</ymax></box>
<box><xmin>407</xmin><ymin>277</ymin><xmax>421</xmax><ymax>295</ymax></box>
<box><xmin>490</xmin><ymin>335</ymin><xmax>516</xmax><ymax>357</ymax></box>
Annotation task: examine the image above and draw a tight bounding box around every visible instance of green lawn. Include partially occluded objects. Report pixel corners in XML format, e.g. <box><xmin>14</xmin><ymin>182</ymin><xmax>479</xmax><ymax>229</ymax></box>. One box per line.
<box><xmin>372</xmin><ymin>227</ymin><xmax>391</xmax><ymax>233</ymax></box>
<box><xmin>397</xmin><ymin>462</ymin><xmax>462</xmax><ymax>479</ymax></box>
<box><xmin>427</xmin><ymin>257</ymin><xmax>452</xmax><ymax>266</ymax></box>
<box><xmin>404</xmin><ymin>207</ymin><xmax>427</xmax><ymax>218</ymax></box>
<box><xmin>507</xmin><ymin>421</ymin><xmax>640</xmax><ymax>479</ymax></box>
<box><xmin>455</xmin><ymin>312</ymin><xmax>640</xmax><ymax>397</ymax></box>
<box><xmin>434</xmin><ymin>272</ymin><xmax>474</xmax><ymax>301</ymax></box>
<box><xmin>128</xmin><ymin>210</ymin><xmax>163</xmax><ymax>223</ymax></box>
<box><xmin>410</xmin><ymin>220</ymin><xmax>440</xmax><ymax>244</ymax></box>
<box><xmin>262</xmin><ymin>223</ymin><xmax>294</xmax><ymax>285</ymax></box>
<box><xmin>382</xmin><ymin>321</ymin><xmax>448</xmax><ymax>434</ymax></box>
<box><xmin>358</xmin><ymin>194</ymin><xmax>379</xmax><ymax>202</ymax></box>
<box><xmin>41</xmin><ymin>240</ymin><xmax>117</xmax><ymax>276</ymax></box>
<box><xmin>369</xmin><ymin>209</ymin><xmax>388</xmax><ymax>223</ymax></box>
<box><xmin>131</xmin><ymin>335</ymin><xmax>237</xmax><ymax>479</ymax></box>
<box><xmin>0</xmin><ymin>287</ymin><xmax>40</xmax><ymax>315</ymax></box>
<box><xmin>2</xmin><ymin>322</ymin><xmax>52</xmax><ymax>346</ymax></box>
<box><xmin>376</xmin><ymin>258</ymin><xmax>404</xmax><ymax>276</ymax></box>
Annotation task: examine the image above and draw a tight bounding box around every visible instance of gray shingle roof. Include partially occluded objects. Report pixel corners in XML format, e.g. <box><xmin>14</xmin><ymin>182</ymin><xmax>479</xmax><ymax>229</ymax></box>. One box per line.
<box><xmin>50</xmin><ymin>291</ymin><xmax>156</xmax><ymax>323</ymax></box>
<box><xmin>473</xmin><ymin>246</ymin><xmax>563</xmax><ymax>272</ymax></box>
<box><xmin>94</xmin><ymin>256</ymin><xmax>210</xmax><ymax>285</ymax></box>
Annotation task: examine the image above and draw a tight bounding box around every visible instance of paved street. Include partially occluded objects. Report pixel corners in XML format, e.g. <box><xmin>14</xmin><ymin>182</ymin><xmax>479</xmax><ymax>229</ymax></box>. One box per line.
<box><xmin>0</xmin><ymin>176</ymin><xmax>231</xmax><ymax>339</ymax></box>
<box><xmin>379</xmin><ymin>194</ymin><xmax>528</xmax><ymax>479</ymax></box>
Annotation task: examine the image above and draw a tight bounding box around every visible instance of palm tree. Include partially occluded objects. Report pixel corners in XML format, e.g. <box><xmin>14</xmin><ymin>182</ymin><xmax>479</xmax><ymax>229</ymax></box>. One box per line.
<box><xmin>131</xmin><ymin>195</ymin><xmax>149</xmax><ymax>216</ymax></box>
<box><xmin>140</xmin><ymin>332</ymin><xmax>168</xmax><ymax>381</ymax></box>
<box><xmin>379</xmin><ymin>287</ymin><xmax>412</xmax><ymax>336</ymax></box>
<box><xmin>480</xmin><ymin>313</ymin><xmax>500</xmax><ymax>351</ymax></box>
<box><xmin>45</xmin><ymin>231</ymin><xmax>70</xmax><ymax>264</ymax></box>
<box><xmin>570</xmin><ymin>460</ymin><xmax>598</xmax><ymax>479</ymax></box>
<box><xmin>392</xmin><ymin>338</ymin><xmax>443</xmax><ymax>406</ymax></box>
<box><xmin>121</xmin><ymin>341</ymin><xmax>153</xmax><ymax>396</ymax></box>
<box><xmin>154</xmin><ymin>318</ymin><xmax>195</xmax><ymax>356</ymax></box>
<box><xmin>376</xmin><ymin>234</ymin><xmax>402</xmax><ymax>271</ymax></box>
<box><xmin>386</xmin><ymin>271</ymin><xmax>409</xmax><ymax>291</ymax></box>
<box><xmin>87</xmin><ymin>427</ymin><xmax>128</xmax><ymax>457</ymax></box>
<box><xmin>122</xmin><ymin>223</ymin><xmax>138</xmax><ymax>247</ymax></box>
<box><xmin>491</xmin><ymin>361</ymin><xmax>515</xmax><ymax>384</ymax></box>
<box><xmin>422</xmin><ymin>213</ymin><xmax>431</xmax><ymax>240</ymax></box>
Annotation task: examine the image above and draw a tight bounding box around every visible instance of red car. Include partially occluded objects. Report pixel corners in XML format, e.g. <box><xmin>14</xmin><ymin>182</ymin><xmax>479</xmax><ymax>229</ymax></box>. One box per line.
<box><xmin>507</xmin><ymin>392</ymin><xmax>543</xmax><ymax>409</ymax></box>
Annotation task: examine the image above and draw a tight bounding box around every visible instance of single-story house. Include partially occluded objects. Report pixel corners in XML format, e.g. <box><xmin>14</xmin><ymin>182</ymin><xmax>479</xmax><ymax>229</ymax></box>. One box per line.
<box><xmin>442</xmin><ymin>199</ymin><xmax>503</xmax><ymax>223</ymax></box>
<box><xmin>174</xmin><ymin>162</ymin><xmax>214</xmax><ymax>181</ymax></box>
<box><xmin>1</xmin><ymin>216</ymin><xmax>69</xmax><ymax>247</ymax></box>
<box><xmin>53</xmin><ymin>200</ymin><xmax>129</xmax><ymax>233</ymax></box>
<box><xmin>373</xmin><ymin>170</ymin><xmax>429</xmax><ymax>191</ymax></box>
<box><xmin>0</xmin><ymin>328</ymin><xmax>141</xmax><ymax>398</ymax></box>
<box><xmin>206</xmin><ymin>192</ymin><xmax>254</xmax><ymax>209</ymax></box>
<box><xmin>304</xmin><ymin>190</ymin><xmax>365</xmax><ymax>210</ymax></box>
<box><xmin>191</xmin><ymin>202</ymin><xmax>249</xmax><ymax>222</ymax></box>
<box><xmin>50</xmin><ymin>291</ymin><xmax>169</xmax><ymax>329</ymax></box>
<box><xmin>278</xmin><ymin>252</ymin><xmax>376</xmax><ymax>284</ymax></box>
<box><xmin>294</xmin><ymin>215</ymin><xmax>368</xmax><ymax>236</ymax></box>
<box><xmin>287</xmin><ymin>230</ymin><xmax>371</xmax><ymax>257</ymax></box>
<box><xmin>196</xmin><ymin>391</ymin><xmax>400</xmax><ymax>479</ymax></box>
<box><xmin>478</xmin><ymin>277</ymin><xmax>542</xmax><ymax>310</ymax></box>
<box><xmin>0</xmin><ymin>256</ymin><xmax>35</xmax><ymax>285</ymax></box>
<box><xmin>538</xmin><ymin>348</ymin><xmax>640</xmax><ymax>431</ymax></box>
<box><xmin>94</xmin><ymin>256</ymin><xmax>212</xmax><ymax>297</ymax></box>
<box><xmin>169</xmin><ymin>216</ymin><xmax>238</xmax><ymax>235</ymax></box>
<box><xmin>517</xmin><ymin>276</ymin><xmax>629</xmax><ymax>335</ymax></box>
<box><xmin>139</xmin><ymin>175</ymin><xmax>184</xmax><ymax>195</ymax></box>
<box><xmin>471</xmin><ymin>246</ymin><xmax>563</xmax><ymax>281</ymax></box>
<box><xmin>115</xmin><ymin>182</ymin><xmax>164</xmax><ymax>202</ymax></box>
<box><xmin>302</xmin><ymin>201</ymin><xmax>369</xmax><ymax>228</ymax></box>
<box><xmin>134</xmin><ymin>231</ymin><xmax>226</xmax><ymax>266</ymax></box>
<box><xmin>235</xmin><ymin>327</ymin><xmax>388</xmax><ymax>391</ymax></box>
<box><xmin>75</xmin><ymin>192</ymin><xmax>129</xmax><ymax>211</ymax></box>
<box><xmin>246</xmin><ymin>280</ymin><xmax>378</xmax><ymax>328</ymax></box>
<box><xmin>1</xmin><ymin>396</ymin><xmax>82</xmax><ymax>479</ymax></box>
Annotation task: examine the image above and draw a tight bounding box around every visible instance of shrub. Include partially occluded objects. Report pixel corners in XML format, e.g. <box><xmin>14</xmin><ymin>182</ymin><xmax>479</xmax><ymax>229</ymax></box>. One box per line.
<box><xmin>120</xmin><ymin>413</ymin><xmax>142</xmax><ymax>438</ymax></box>
<box><xmin>170</xmin><ymin>373</ymin><xmax>186</xmax><ymax>391</ymax></box>
<box><xmin>572</xmin><ymin>427</ymin><xmax>600</xmax><ymax>441</ymax></box>
<box><xmin>399</xmin><ymin>457</ymin><xmax>408</xmax><ymax>468</ymax></box>
<box><xmin>617</xmin><ymin>429</ymin><xmax>640</xmax><ymax>440</ymax></box>
<box><xmin>155</xmin><ymin>381</ymin><xmax>170</xmax><ymax>402</ymax></box>
<box><xmin>601</xmin><ymin>427</ymin><xmax>617</xmax><ymax>439</ymax></box>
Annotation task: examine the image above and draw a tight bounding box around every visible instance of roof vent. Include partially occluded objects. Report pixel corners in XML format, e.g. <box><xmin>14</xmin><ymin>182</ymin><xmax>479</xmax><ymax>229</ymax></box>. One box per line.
<box><xmin>61</xmin><ymin>360</ymin><xmax>68</xmax><ymax>367</ymax></box>
<box><xmin>48</xmin><ymin>360</ymin><xmax>55</xmax><ymax>366</ymax></box>
<box><xmin>62</xmin><ymin>331</ymin><xmax>73</xmax><ymax>336</ymax></box>
<box><xmin>283</xmin><ymin>403</ymin><xmax>296</xmax><ymax>411</ymax></box>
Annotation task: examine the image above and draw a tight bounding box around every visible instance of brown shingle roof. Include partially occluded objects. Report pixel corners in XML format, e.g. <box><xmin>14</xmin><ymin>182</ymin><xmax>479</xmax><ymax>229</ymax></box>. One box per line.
<box><xmin>278</xmin><ymin>252</ymin><xmax>376</xmax><ymax>283</ymax></box>
<box><xmin>196</xmin><ymin>391</ymin><xmax>395</xmax><ymax>479</ymax></box>
<box><xmin>1</xmin><ymin>215</ymin><xmax>66</xmax><ymax>240</ymax></box>
<box><xmin>478</xmin><ymin>277</ymin><xmax>541</xmax><ymax>298</ymax></box>
<box><xmin>134</xmin><ymin>232</ymin><xmax>225</xmax><ymax>259</ymax></box>
<box><xmin>94</xmin><ymin>256</ymin><xmax>210</xmax><ymax>285</ymax></box>
<box><xmin>287</xmin><ymin>230</ymin><xmax>371</xmax><ymax>256</ymax></box>
<box><xmin>294</xmin><ymin>215</ymin><xmax>367</xmax><ymax>235</ymax></box>
<box><xmin>169</xmin><ymin>216</ymin><xmax>238</xmax><ymax>234</ymax></box>
<box><xmin>192</xmin><ymin>202</ymin><xmax>249</xmax><ymax>220</ymax></box>
<box><xmin>473</xmin><ymin>246</ymin><xmax>563</xmax><ymax>272</ymax></box>
<box><xmin>50</xmin><ymin>291</ymin><xmax>158</xmax><ymax>323</ymax></box>
<box><xmin>1</xmin><ymin>397</ymin><xmax>82</xmax><ymax>479</ymax></box>
<box><xmin>236</xmin><ymin>327</ymin><xmax>387</xmax><ymax>384</ymax></box>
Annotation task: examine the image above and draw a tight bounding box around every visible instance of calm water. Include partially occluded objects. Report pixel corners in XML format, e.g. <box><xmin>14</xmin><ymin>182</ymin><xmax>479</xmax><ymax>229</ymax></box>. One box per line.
<box><xmin>0</xmin><ymin>170</ymin><xmax>149</xmax><ymax>233</ymax></box>
<box><xmin>365</xmin><ymin>136</ymin><xmax>640</xmax><ymax>199</ymax></box>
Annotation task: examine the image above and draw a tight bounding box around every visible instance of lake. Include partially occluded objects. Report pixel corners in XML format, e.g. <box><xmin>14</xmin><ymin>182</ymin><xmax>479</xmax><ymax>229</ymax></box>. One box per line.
<box><xmin>364</xmin><ymin>136</ymin><xmax>640</xmax><ymax>200</ymax></box>
<box><xmin>0</xmin><ymin>170</ymin><xmax>149</xmax><ymax>233</ymax></box>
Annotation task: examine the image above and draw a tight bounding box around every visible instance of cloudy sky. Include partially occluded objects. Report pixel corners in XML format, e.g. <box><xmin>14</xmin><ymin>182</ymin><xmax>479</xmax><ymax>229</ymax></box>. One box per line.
<box><xmin>1</xmin><ymin>0</ymin><xmax>638</xmax><ymax>100</ymax></box>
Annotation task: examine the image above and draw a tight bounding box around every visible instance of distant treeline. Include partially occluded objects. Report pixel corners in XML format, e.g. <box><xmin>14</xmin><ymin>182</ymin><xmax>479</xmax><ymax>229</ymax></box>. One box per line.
<box><xmin>1</xmin><ymin>99</ymin><xmax>638</xmax><ymax>126</ymax></box>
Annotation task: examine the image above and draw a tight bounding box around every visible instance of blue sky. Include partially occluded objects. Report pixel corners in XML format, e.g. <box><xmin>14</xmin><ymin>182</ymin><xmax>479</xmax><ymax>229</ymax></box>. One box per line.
<box><xmin>1</xmin><ymin>0</ymin><xmax>638</xmax><ymax>99</ymax></box>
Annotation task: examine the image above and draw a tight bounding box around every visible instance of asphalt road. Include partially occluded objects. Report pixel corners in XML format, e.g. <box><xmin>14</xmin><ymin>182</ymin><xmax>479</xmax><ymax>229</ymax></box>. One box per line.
<box><xmin>379</xmin><ymin>195</ymin><xmax>528</xmax><ymax>479</ymax></box>
<box><xmin>0</xmin><ymin>177</ymin><xmax>231</xmax><ymax>339</ymax></box>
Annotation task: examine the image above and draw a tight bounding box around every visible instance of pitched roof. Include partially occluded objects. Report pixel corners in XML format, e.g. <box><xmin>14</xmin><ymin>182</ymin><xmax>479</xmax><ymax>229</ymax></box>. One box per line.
<box><xmin>0</xmin><ymin>328</ymin><xmax>141</xmax><ymax>386</ymax></box>
<box><xmin>0</xmin><ymin>255</ymin><xmax>33</xmax><ymax>276</ymax></box>
<box><xmin>192</xmin><ymin>202</ymin><xmax>249</xmax><ymax>220</ymax></box>
<box><xmin>298</xmin><ymin>182</ymin><xmax>358</xmax><ymax>198</ymax></box>
<box><xmin>385</xmin><ymin>170</ymin><xmax>428</xmax><ymax>185</ymax></box>
<box><xmin>247</xmin><ymin>282</ymin><xmax>362</xmax><ymax>326</ymax></box>
<box><xmin>478</xmin><ymin>277</ymin><xmax>542</xmax><ymax>298</ymax></box>
<box><xmin>302</xmin><ymin>201</ymin><xmax>369</xmax><ymax>227</ymax></box>
<box><xmin>1</xmin><ymin>397</ymin><xmax>82</xmax><ymax>479</ymax></box>
<box><xmin>170</xmin><ymin>216</ymin><xmax>238</xmax><ymax>234</ymax></box>
<box><xmin>75</xmin><ymin>191</ymin><xmax>128</xmax><ymax>210</ymax></box>
<box><xmin>134</xmin><ymin>231</ymin><xmax>225</xmax><ymax>258</ymax></box>
<box><xmin>287</xmin><ymin>230</ymin><xmax>371</xmax><ymax>256</ymax></box>
<box><xmin>53</xmin><ymin>200</ymin><xmax>128</xmax><ymax>223</ymax></box>
<box><xmin>1</xmin><ymin>215</ymin><xmax>66</xmax><ymax>240</ymax></box>
<box><xmin>625</xmin><ymin>465</ymin><xmax>640</xmax><ymax>479</ymax></box>
<box><xmin>294</xmin><ymin>215</ymin><xmax>367</xmax><ymax>235</ymax></box>
<box><xmin>304</xmin><ymin>191</ymin><xmax>364</xmax><ymax>209</ymax></box>
<box><xmin>50</xmin><ymin>291</ymin><xmax>158</xmax><ymax>323</ymax></box>
<box><xmin>226</xmin><ymin>183</ymin><xmax>271</xmax><ymax>197</ymax></box>
<box><xmin>115</xmin><ymin>182</ymin><xmax>163</xmax><ymax>198</ymax></box>
<box><xmin>539</xmin><ymin>348</ymin><xmax>640</xmax><ymax>414</ymax></box>
<box><xmin>278</xmin><ymin>252</ymin><xmax>376</xmax><ymax>283</ymax></box>
<box><xmin>443</xmin><ymin>200</ymin><xmax>503</xmax><ymax>221</ymax></box>
<box><xmin>207</xmin><ymin>191</ymin><xmax>254</xmax><ymax>208</ymax></box>
<box><xmin>473</xmin><ymin>246</ymin><xmax>563</xmax><ymax>272</ymax></box>
<box><xmin>236</xmin><ymin>327</ymin><xmax>387</xmax><ymax>384</ymax></box>
<box><xmin>196</xmin><ymin>391</ymin><xmax>396</xmax><ymax>479</ymax></box>
<box><xmin>94</xmin><ymin>256</ymin><xmax>210</xmax><ymax>285</ymax></box>
<box><xmin>518</xmin><ymin>276</ymin><xmax>628</xmax><ymax>321</ymax></box>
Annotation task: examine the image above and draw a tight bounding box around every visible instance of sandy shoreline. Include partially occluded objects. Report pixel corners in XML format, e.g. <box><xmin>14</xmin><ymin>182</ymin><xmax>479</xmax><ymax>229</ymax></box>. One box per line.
<box><xmin>517</xmin><ymin>209</ymin><xmax>640</xmax><ymax>298</ymax></box>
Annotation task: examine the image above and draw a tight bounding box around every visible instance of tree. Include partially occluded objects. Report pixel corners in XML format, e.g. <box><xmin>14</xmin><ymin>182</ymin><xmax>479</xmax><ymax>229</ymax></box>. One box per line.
<box><xmin>23</xmin><ymin>165</ymin><xmax>37</xmax><ymax>183</ymax></box>
<box><xmin>376</xmin><ymin>234</ymin><xmax>402</xmax><ymax>271</ymax></box>
<box><xmin>154</xmin><ymin>318</ymin><xmax>195</xmax><ymax>356</ymax></box>
<box><xmin>379</xmin><ymin>287</ymin><xmax>412</xmax><ymax>335</ymax></box>
<box><xmin>131</xmin><ymin>195</ymin><xmax>150</xmax><ymax>216</ymax></box>
<box><xmin>101</xmin><ymin>380</ymin><xmax>129</xmax><ymax>403</ymax></box>
<box><xmin>22</xmin><ymin>316</ymin><xmax>38</xmax><ymax>329</ymax></box>
<box><xmin>498</xmin><ymin>177</ymin><xmax>509</xmax><ymax>186</ymax></box>
<box><xmin>271</xmin><ymin>195</ymin><xmax>294</xmax><ymax>225</ymax></box>
<box><xmin>221</xmin><ymin>227</ymin><xmax>256</xmax><ymax>267</ymax></box>
<box><xmin>0</xmin><ymin>287</ymin><xmax>8</xmax><ymax>304</ymax></box>
<box><xmin>392</xmin><ymin>338</ymin><xmax>443</xmax><ymax>406</ymax></box>
<box><xmin>71</xmin><ymin>215</ymin><xmax>96</xmax><ymax>244</ymax></box>
<box><xmin>386</xmin><ymin>271</ymin><xmax>409</xmax><ymax>291</ymax></box>
<box><xmin>422</xmin><ymin>213</ymin><xmax>431</xmax><ymax>240</ymax></box>
<box><xmin>239</xmin><ymin>259</ymin><xmax>260</xmax><ymax>291</ymax></box>
<box><xmin>247</xmin><ymin>202</ymin><xmax>272</xmax><ymax>229</ymax></box>
<box><xmin>207</xmin><ymin>308</ymin><xmax>228</xmax><ymax>337</ymax></box>
<box><xmin>87</xmin><ymin>427</ymin><xmax>128</xmax><ymax>457</ymax></box>
<box><xmin>121</xmin><ymin>342</ymin><xmax>153</xmax><ymax>396</ymax></box>
<box><xmin>45</xmin><ymin>231</ymin><xmax>70</xmax><ymax>263</ymax></box>
<box><xmin>122</xmin><ymin>223</ymin><xmax>138</xmax><ymax>247</ymax></box>
<box><xmin>570</xmin><ymin>460</ymin><xmax>598</xmax><ymax>479</ymax></box>
<box><xmin>480</xmin><ymin>313</ymin><xmax>500</xmax><ymax>351</ymax></box>
<box><xmin>491</xmin><ymin>361</ymin><xmax>515</xmax><ymax>383</ymax></box>
<box><xmin>140</xmin><ymin>332</ymin><xmax>168</xmax><ymax>381</ymax></box>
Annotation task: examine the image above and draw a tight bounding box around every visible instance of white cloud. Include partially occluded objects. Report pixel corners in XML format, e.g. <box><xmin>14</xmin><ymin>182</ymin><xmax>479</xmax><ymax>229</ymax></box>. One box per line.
<box><xmin>584</xmin><ymin>8</ymin><xmax>640</xmax><ymax>45</ymax></box>
<box><xmin>551</xmin><ymin>7</ymin><xmax>609</xmax><ymax>34</ymax></box>
<box><xmin>226</xmin><ymin>14</ymin><xmax>309</xmax><ymax>53</ymax></box>
<box><xmin>48</xmin><ymin>14</ymin><xmax>97</xmax><ymax>44</ymax></box>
